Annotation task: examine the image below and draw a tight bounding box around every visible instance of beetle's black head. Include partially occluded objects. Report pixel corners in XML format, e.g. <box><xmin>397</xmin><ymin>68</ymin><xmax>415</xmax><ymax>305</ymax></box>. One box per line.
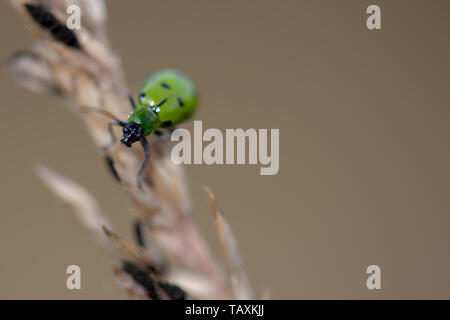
<box><xmin>120</xmin><ymin>122</ymin><xmax>143</xmax><ymax>147</ymax></box>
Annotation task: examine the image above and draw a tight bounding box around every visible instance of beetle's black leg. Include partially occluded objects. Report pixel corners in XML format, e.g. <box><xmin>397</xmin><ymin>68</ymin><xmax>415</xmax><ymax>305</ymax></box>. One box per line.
<box><xmin>137</xmin><ymin>137</ymin><xmax>152</xmax><ymax>190</ymax></box>
<box><xmin>105</xmin><ymin>155</ymin><xmax>121</xmax><ymax>183</ymax></box>
<box><xmin>154</xmin><ymin>127</ymin><xmax>176</xmax><ymax>142</ymax></box>
<box><xmin>102</xmin><ymin>120</ymin><xmax>126</xmax><ymax>152</ymax></box>
<box><xmin>128</xmin><ymin>93</ymin><xmax>137</xmax><ymax>110</ymax></box>
<box><xmin>154</xmin><ymin>129</ymin><xmax>169</xmax><ymax>142</ymax></box>
<box><xmin>101</xmin><ymin>120</ymin><xmax>126</xmax><ymax>183</ymax></box>
<box><xmin>78</xmin><ymin>105</ymin><xmax>128</xmax><ymax>184</ymax></box>
<box><xmin>168</xmin><ymin>126</ymin><xmax>177</xmax><ymax>135</ymax></box>
<box><xmin>78</xmin><ymin>106</ymin><xmax>126</xmax><ymax>148</ymax></box>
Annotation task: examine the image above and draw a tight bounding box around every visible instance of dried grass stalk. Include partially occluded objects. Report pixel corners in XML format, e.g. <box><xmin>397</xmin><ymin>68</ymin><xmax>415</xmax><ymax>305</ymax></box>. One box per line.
<box><xmin>36</xmin><ymin>165</ymin><xmax>112</xmax><ymax>248</ymax></box>
<box><xmin>7</xmin><ymin>0</ymin><xmax>253</xmax><ymax>299</ymax></box>
<box><xmin>204</xmin><ymin>187</ymin><xmax>254</xmax><ymax>299</ymax></box>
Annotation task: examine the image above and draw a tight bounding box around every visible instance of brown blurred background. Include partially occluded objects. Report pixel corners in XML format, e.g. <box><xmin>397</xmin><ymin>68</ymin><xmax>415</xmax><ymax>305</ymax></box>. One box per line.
<box><xmin>1</xmin><ymin>0</ymin><xmax>450</xmax><ymax>299</ymax></box>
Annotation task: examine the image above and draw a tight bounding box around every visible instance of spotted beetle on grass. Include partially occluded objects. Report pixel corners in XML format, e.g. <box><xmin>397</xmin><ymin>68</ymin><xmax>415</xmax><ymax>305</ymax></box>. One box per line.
<box><xmin>97</xmin><ymin>69</ymin><xmax>198</xmax><ymax>190</ymax></box>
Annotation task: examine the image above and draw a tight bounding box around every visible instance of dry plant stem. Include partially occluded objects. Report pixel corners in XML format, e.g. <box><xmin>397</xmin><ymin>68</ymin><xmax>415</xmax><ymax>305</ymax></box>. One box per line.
<box><xmin>8</xmin><ymin>0</ymin><xmax>235</xmax><ymax>299</ymax></box>
<box><xmin>36</xmin><ymin>165</ymin><xmax>113</xmax><ymax>249</ymax></box>
<box><xmin>204</xmin><ymin>187</ymin><xmax>254</xmax><ymax>300</ymax></box>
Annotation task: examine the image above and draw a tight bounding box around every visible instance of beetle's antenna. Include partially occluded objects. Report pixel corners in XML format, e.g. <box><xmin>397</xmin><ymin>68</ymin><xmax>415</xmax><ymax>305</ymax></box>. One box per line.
<box><xmin>79</xmin><ymin>106</ymin><xmax>121</xmax><ymax>122</ymax></box>
<box><xmin>137</xmin><ymin>137</ymin><xmax>152</xmax><ymax>190</ymax></box>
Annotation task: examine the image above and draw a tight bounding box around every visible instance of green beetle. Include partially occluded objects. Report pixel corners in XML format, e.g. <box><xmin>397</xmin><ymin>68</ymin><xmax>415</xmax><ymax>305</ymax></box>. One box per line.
<box><xmin>101</xmin><ymin>69</ymin><xmax>198</xmax><ymax>189</ymax></box>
